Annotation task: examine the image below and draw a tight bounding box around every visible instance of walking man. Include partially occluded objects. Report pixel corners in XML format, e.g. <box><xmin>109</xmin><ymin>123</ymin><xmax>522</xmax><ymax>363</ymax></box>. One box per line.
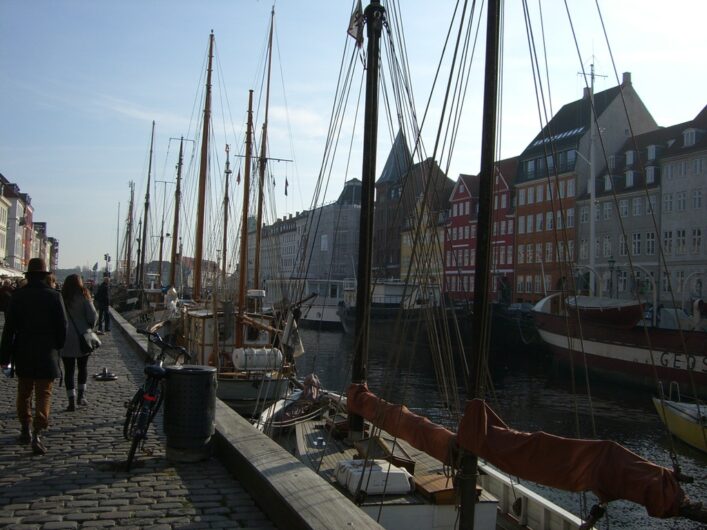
<box><xmin>0</xmin><ymin>258</ymin><xmax>67</xmax><ymax>455</ymax></box>
<box><xmin>94</xmin><ymin>274</ymin><xmax>111</xmax><ymax>333</ymax></box>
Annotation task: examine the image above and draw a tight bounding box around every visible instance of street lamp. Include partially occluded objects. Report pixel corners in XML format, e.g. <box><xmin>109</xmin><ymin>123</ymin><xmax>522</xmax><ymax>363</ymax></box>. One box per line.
<box><xmin>608</xmin><ymin>256</ymin><xmax>616</xmax><ymax>298</ymax></box>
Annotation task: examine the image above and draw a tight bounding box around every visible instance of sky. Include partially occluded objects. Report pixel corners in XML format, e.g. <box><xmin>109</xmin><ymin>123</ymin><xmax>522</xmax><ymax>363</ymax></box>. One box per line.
<box><xmin>1</xmin><ymin>0</ymin><xmax>705</xmax><ymax>270</ymax></box>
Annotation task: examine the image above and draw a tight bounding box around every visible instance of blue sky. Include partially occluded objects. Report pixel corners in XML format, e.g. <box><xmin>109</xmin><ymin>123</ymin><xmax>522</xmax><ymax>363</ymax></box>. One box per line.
<box><xmin>1</xmin><ymin>1</ymin><xmax>705</xmax><ymax>270</ymax></box>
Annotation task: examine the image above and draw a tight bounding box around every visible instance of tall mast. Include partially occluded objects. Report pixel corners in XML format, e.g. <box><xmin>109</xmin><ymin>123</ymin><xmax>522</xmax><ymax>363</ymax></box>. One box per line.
<box><xmin>169</xmin><ymin>137</ymin><xmax>184</xmax><ymax>288</ymax></box>
<box><xmin>462</xmin><ymin>0</ymin><xmax>501</xmax><ymax>526</ymax></box>
<box><xmin>137</xmin><ymin>120</ymin><xmax>155</xmax><ymax>289</ymax></box>
<box><xmin>253</xmin><ymin>7</ymin><xmax>275</xmax><ymax>290</ymax></box>
<box><xmin>194</xmin><ymin>31</ymin><xmax>214</xmax><ymax>301</ymax></box>
<box><xmin>588</xmin><ymin>63</ymin><xmax>596</xmax><ymax>295</ymax></box>
<box><xmin>222</xmin><ymin>144</ymin><xmax>232</xmax><ymax>289</ymax></box>
<box><xmin>236</xmin><ymin>90</ymin><xmax>254</xmax><ymax>348</ymax></box>
<box><xmin>115</xmin><ymin>202</ymin><xmax>120</xmax><ymax>281</ymax></box>
<box><xmin>349</xmin><ymin>0</ymin><xmax>385</xmax><ymax>438</ymax></box>
<box><xmin>125</xmin><ymin>181</ymin><xmax>135</xmax><ymax>287</ymax></box>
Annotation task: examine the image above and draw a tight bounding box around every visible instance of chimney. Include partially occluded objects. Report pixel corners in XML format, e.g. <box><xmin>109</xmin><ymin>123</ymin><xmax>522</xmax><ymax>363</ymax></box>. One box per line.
<box><xmin>622</xmin><ymin>72</ymin><xmax>631</xmax><ymax>86</ymax></box>
<box><xmin>583</xmin><ymin>86</ymin><xmax>591</xmax><ymax>99</ymax></box>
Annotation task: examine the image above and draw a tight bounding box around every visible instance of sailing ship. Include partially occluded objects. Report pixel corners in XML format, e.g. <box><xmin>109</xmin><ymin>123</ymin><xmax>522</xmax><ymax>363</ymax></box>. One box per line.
<box><xmin>259</xmin><ymin>1</ymin><xmax>707</xmax><ymax>528</ymax></box>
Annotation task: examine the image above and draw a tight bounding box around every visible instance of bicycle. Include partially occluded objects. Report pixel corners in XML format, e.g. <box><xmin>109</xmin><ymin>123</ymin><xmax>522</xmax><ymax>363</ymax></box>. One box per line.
<box><xmin>123</xmin><ymin>328</ymin><xmax>191</xmax><ymax>471</ymax></box>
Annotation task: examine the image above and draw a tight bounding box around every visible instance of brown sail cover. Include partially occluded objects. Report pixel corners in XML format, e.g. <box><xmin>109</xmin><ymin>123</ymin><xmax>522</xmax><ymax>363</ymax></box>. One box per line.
<box><xmin>348</xmin><ymin>384</ymin><xmax>684</xmax><ymax>518</ymax></box>
<box><xmin>347</xmin><ymin>383</ymin><xmax>456</xmax><ymax>465</ymax></box>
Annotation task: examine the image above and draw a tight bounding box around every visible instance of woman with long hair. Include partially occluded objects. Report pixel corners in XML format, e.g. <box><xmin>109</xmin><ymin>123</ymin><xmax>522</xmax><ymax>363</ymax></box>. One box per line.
<box><xmin>61</xmin><ymin>274</ymin><xmax>98</xmax><ymax>411</ymax></box>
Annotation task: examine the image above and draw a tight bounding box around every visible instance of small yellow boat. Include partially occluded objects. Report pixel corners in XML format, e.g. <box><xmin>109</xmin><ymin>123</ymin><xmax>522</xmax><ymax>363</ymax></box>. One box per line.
<box><xmin>653</xmin><ymin>396</ymin><xmax>707</xmax><ymax>453</ymax></box>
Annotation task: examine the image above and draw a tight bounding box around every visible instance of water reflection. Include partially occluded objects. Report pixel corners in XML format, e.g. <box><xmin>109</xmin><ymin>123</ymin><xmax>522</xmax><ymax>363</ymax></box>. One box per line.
<box><xmin>296</xmin><ymin>328</ymin><xmax>707</xmax><ymax>529</ymax></box>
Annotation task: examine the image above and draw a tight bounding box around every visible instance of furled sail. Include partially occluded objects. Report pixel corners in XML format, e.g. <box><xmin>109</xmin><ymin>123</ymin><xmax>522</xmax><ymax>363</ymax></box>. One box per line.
<box><xmin>348</xmin><ymin>383</ymin><xmax>689</xmax><ymax>519</ymax></box>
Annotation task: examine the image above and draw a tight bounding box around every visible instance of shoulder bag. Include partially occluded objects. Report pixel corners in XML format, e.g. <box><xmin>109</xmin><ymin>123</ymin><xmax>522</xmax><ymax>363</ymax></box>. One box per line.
<box><xmin>67</xmin><ymin>309</ymin><xmax>101</xmax><ymax>354</ymax></box>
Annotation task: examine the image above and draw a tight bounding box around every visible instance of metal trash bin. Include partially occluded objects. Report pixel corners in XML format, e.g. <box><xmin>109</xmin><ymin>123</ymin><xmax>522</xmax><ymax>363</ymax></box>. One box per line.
<box><xmin>163</xmin><ymin>365</ymin><xmax>217</xmax><ymax>463</ymax></box>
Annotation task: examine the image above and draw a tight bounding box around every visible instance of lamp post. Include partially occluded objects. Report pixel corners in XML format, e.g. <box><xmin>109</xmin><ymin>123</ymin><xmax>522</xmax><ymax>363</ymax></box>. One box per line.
<box><xmin>608</xmin><ymin>256</ymin><xmax>616</xmax><ymax>298</ymax></box>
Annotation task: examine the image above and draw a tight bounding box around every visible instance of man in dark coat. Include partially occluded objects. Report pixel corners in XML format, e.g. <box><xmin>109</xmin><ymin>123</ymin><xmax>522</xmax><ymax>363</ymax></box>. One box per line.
<box><xmin>94</xmin><ymin>274</ymin><xmax>111</xmax><ymax>333</ymax></box>
<box><xmin>0</xmin><ymin>258</ymin><xmax>67</xmax><ymax>455</ymax></box>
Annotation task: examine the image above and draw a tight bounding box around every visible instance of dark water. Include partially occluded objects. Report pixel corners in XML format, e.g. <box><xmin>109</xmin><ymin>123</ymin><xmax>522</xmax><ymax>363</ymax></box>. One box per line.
<box><xmin>296</xmin><ymin>328</ymin><xmax>707</xmax><ymax>529</ymax></box>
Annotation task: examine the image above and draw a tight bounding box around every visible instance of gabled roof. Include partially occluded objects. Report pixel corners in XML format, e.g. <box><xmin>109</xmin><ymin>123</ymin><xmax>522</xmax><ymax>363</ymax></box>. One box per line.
<box><xmin>663</xmin><ymin>104</ymin><xmax>707</xmax><ymax>158</ymax></box>
<box><xmin>519</xmin><ymin>82</ymin><xmax>628</xmax><ymax>162</ymax></box>
<box><xmin>377</xmin><ymin>129</ymin><xmax>412</xmax><ymax>185</ymax></box>
<box><xmin>337</xmin><ymin>178</ymin><xmax>362</xmax><ymax>205</ymax></box>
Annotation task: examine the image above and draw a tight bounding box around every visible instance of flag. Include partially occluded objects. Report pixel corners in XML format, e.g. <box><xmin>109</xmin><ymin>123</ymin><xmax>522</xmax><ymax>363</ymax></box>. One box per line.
<box><xmin>347</xmin><ymin>0</ymin><xmax>364</xmax><ymax>48</ymax></box>
<box><xmin>236</xmin><ymin>168</ymin><xmax>241</xmax><ymax>185</ymax></box>
<box><xmin>285</xmin><ymin>177</ymin><xmax>289</xmax><ymax>197</ymax></box>
<box><xmin>92</xmin><ymin>262</ymin><xmax>98</xmax><ymax>271</ymax></box>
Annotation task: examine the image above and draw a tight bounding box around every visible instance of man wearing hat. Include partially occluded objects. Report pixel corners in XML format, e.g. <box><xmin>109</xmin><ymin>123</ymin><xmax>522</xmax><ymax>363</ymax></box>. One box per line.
<box><xmin>0</xmin><ymin>258</ymin><xmax>67</xmax><ymax>455</ymax></box>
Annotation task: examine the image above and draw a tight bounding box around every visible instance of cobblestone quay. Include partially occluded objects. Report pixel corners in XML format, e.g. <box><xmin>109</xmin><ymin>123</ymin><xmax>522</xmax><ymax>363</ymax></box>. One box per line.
<box><xmin>0</xmin><ymin>315</ymin><xmax>276</xmax><ymax>530</ymax></box>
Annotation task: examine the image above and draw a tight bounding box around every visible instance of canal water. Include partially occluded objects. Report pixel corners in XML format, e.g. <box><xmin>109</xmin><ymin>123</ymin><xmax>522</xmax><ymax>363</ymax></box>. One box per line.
<box><xmin>296</xmin><ymin>328</ymin><xmax>707</xmax><ymax>529</ymax></box>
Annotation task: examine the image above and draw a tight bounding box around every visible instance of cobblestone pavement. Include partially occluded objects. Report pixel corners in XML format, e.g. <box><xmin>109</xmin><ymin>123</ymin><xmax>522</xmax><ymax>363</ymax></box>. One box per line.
<box><xmin>0</xmin><ymin>320</ymin><xmax>277</xmax><ymax>529</ymax></box>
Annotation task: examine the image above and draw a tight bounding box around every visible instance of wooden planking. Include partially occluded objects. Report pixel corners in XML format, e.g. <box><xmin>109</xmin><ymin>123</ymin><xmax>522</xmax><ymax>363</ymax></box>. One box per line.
<box><xmin>213</xmin><ymin>399</ymin><xmax>384</xmax><ymax>530</ymax></box>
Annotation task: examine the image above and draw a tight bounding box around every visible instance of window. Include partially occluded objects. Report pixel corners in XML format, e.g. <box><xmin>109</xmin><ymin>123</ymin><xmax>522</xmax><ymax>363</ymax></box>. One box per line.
<box><xmin>632</xmin><ymin>198</ymin><xmax>643</xmax><ymax>216</ymax></box>
<box><xmin>518</xmin><ymin>245</ymin><xmax>525</xmax><ymax>264</ymax></box>
<box><xmin>535</xmin><ymin>243</ymin><xmax>542</xmax><ymax>263</ymax></box>
<box><xmin>694</xmin><ymin>157</ymin><xmax>705</xmax><ymax>175</ymax></box>
<box><xmin>567</xmin><ymin>208</ymin><xmax>575</xmax><ymax>228</ymax></box>
<box><xmin>604</xmin><ymin>175</ymin><xmax>612</xmax><ymax>191</ymax></box>
<box><xmin>494</xmin><ymin>195</ymin><xmax>498</xmax><ymax>210</ymax></box>
<box><xmin>559</xmin><ymin>181</ymin><xmax>566</xmax><ymax>198</ymax></box>
<box><xmin>648</xmin><ymin>195</ymin><xmax>657</xmax><ymax>215</ymax></box>
<box><xmin>546</xmin><ymin>211</ymin><xmax>553</xmax><ymax>230</ymax></box>
<box><xmin>626</xmin><ymin>150</ymin><xmax>635</xmax><ymax>165</ymax></box>
<box><xmin>603</xmin><ymin>202</ymin><xmax>611</xmax><ymax>220</ymax></box>
<box><xmin>526</xmin><ymin>244</ymin><xmax>533</xmax><ymax>263</ymax></box>
<box><xmin>557</xmin><ymin>241</ymin><xmax>565</xmax><ymax>262</ymax></box>
<box><xmin>684</xmin><ymin>129</ymin><xmax>696</xmax><ymax>147</ymax></box>
<box><xmin>677</xmin><ymin>270</ymin><xmax>686</xmax><ymax>293</ymax></box>
<box><xmin>619</xmin><ymin>199</ymin><xmax>629</xmax><ymax>217</ymax></box>
<box><xmin>556</xmin><ymin>211</ymin><xmax>563</xmax><ymax>229</ymax></box>
<box><xmin>534</xmin><ymin>275</ymin><xmax>542</xmax><ymax>293</ymax></box>
<box><xmin>507</xmin><ymin>246</ymin><xmax>513</xmax><ymax>265</ymax></box>
<box><xmin>580</xmin><ymin>206</ymin><xmax>589</xmax><ymax>224</ymax></box>
<box><xmin>518</xmin><ymin>216</ymin><xmax>525</xmax><ymax>235</ymax></box>
<box><xmin>663</xmin><ymin>231</ymin><xmax>673</xmax><ymax>255</ymax></box>
<box><xmin>493</xmin><ymin>222</ymin><xmax>498</xmax><ymax>236</ymax></box>
<box><xmin>619</xmin><ymin>234</ymin><xmax>627</xmax><ymax>257</ymax></box>
<box><xmin>526</xmin><ymin>215</ymin><xmax>533</xmax><ymax>234</ymax></box>
<box><xmin>580</xmin><ymin>240</ymin><xmax>588</xmax><ymax>260</ymax></box>
<box><xmin>545</xmin><ymin>242</ymin><xmax>553</xmax><ymax>263</ymax></box>
<box><xmin>662</xmin><ymin>272</ymin><xmax>671</xmax><ymax>294</ymax></box>
<box><xmin>527</xmin><ymin>187</ymin><xmax>535</xmax><ymax>205</ymax></box>
<box><xmin>567</xmin><ymin>179</ymin><xmax>575</xmax><ymax>197</ymax></box>
<box><xmin>508</xmin><ymin>219</ymin><xmax>514</xmax><ymax>234</ymax></box>
<box><xmin>517</xmin><ymin>277</ymin><xmax>525</xmax><ymax>293</ymax></box>
<box><xmin>536</xmin><ymin>185</ymin><xmax>544</xmax><ymax>203</ymax></box>
<box><xmin>676</xmin><ymin>229</ymin><xmax>686</xmax><ymax>255</ymax></box>
<box><xmin>526</xmin><ymin>275</ymin><xmax>533</xmax><ymax>293</ymax></box>
<box><xmin>536</xmin><ymin>215</ymin><xmax>543</xmax><ymax>232</ymax></box>
<box><xmin>500</xmin><ymin>221</ymin><xmax>506</xmax><ymax>235</ymax></box>
<box><xmin>618</xmin><ymin>270</ymin><xmax>627</xmax><ymax>293</ymax></box>
<box><xmin>501</xmin><ymin>193</ymin><xmax>507</xmax><ymax>209</ymax></box>
<box><xmin>663</xmin><ymin>193</ymin><xmax>673</xmax><ymax>213</ymax></box>
<box><xmin>692</xmin><ymin>228</ymin><xmax>702</xmax><ymax>254</ymax></box>
<box><xmin>647</xmin><ymin>145</ymin><xmax>657</xmax><ymax>161</ymax></box>
<box><xmin>646</xmin><ymin>232</ymin><xmax>656</xmax><ymax>255</ymax></box>
<box><xmin>631</xmin><ymin>233</ymin><xmax>641</xmax><ymax>256</ymax></box>
<box><xmin>693</xmin><ymin>189</ymin><xmax>703</xmax><ymax>209</ymax></box>
<box><xmin>626</xmin><ymin>170</ymin><xmax>635</xmax><ymax>187</ymax></box>
<box><xmin>568</xmin><ymin>241</ymin><xmax>575</xmax><ymax>260</ymax></box>
<box><xmin>646</xmin><ymin>166</ymin><xmax>656</xmax><ymax>184</ymax></box>
<box><xmin>677</xmin><ymin>191</ymin><xmax>687</xmax><ymax>211</ymax></box>
<box><xmin>518</xmin><ymin>188</ymin><xmax>526</xmax><ymax>206</ymax></box>
<box><xmin>526</xmin><ymin>159</ymin><xmax>536</xmax><ymax>179</ymax></box>
<box><xmin>602</xmin><ymin>235</ymin><xmax>612</xmax><ymax>257</ymax></box>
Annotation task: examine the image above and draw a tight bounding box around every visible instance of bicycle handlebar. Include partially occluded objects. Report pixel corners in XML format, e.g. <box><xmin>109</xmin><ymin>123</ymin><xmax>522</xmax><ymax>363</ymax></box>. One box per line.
<box><xmin>136</xmin><ymin>328</ymin><xmax>192</xmax><ymax>362</ymax></box>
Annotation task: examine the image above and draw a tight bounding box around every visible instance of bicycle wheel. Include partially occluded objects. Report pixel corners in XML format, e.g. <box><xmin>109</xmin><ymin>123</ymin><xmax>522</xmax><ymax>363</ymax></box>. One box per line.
<box><xmin>148</xmin><ymin>385</ymin><xmax>164</xmax><ymax>424</ymax></box>
<box><xmin>126</xmin><ymin>435</ymin><xmax>140</xmax><ymax>471</ymax></box>
<box><xmin>123</xmin><ymin>390</ymin><xmax>142</xmax><ymax>440</ymax></box>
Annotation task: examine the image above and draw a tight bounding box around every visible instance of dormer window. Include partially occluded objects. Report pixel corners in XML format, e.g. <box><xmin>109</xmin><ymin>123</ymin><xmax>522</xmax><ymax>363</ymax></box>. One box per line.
<box><xmin>647</xmin><ymin>145</ymin><xmax>657</xmax><ymax>161</ymax></box>
<box><xmin>646</xmin><ymin>166</ymin><xmax>657</xmax><ymax>184</ymax></box>
<box><xmin>625</xmin><ymin>150</ymin><xmax>635</xmax><ymax>166</ymax></box>
<box><xmin>604</xmin><ymin>175</ymin><xmax>612</xmax><ymax>191</ymax></box>
<box><xmin>684</xmin><ymin>129</ymin><xmax>696</xmax><ymax>147</ymax></box>
<box><xmin>626</xmin><ymin>170</ymin><xmax>635</xmax><ymax>187</ymax></box>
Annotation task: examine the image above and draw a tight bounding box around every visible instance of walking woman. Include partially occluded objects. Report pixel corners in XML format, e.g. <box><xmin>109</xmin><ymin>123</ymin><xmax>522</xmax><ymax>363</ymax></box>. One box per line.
<box><xmin>61</xmin><ymin>274</ymin><xmax>98</xmax><ymax>411</ymax></box>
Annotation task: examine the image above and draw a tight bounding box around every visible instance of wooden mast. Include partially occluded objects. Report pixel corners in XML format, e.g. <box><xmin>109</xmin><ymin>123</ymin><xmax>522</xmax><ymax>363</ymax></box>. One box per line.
<box><xmin>461</xmin><ymin>0</ymin><xmax>501</xmax><ymax>527</ymax></box>
<box><xmin>253</xmin><ymin>6</ymin><xmax>275</xmax><ymax>291</ymax></box>
<box><xmin>349</xmin><ymin>0</ymin><xmax>385</xmax><ymax>438</ymax></box>
<box><xmin>193</xmin><ymin>31</ymin><xmax>214</xmax><ymax>301</ymax></box>
<box><xmin>137</xmin><ymin>120</ymin><xmax>155</xmax><ymax>289</ymax></box>
<box><xmin>168</xmin><ymin>137</ymin><xmax>184</xmax><ymax>288</ymax></box>
<box><xmin>222</xmin><ymin>144</ymin><xmax>232</xmax><ymax>289</ymax></box>
<box><xmin>125</xmin><ymin>181</ymin><xmax>134</xmax><ymax>287</ymax></box>
<box><xmin>235</xmin><ymin>90</ymin><xmax>254</xmax><ymax>348</ymax></box>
